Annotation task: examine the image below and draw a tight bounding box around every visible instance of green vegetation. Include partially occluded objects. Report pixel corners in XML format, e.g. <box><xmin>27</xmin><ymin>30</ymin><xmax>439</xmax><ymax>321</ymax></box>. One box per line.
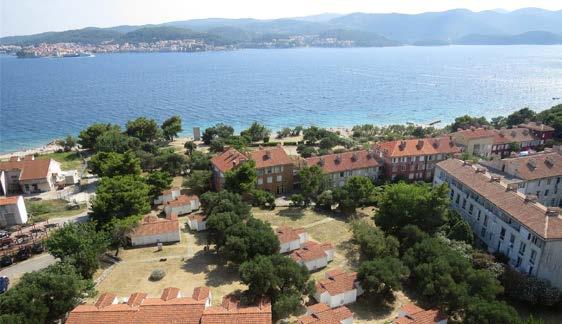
<box><xmin>241</xmin><ymin>122</ymin><xmax>270</xmax><ymax>142</ymax></box>
<box><xmin>161</xmin><ymin>115</ymin><xmax>182</xmax><ymax>140</ymax></box>
<box><xmin>36</xmin><ymin>151</ymin><xmax>83</xmax><ymax>170</ymax></box>
<box><xmin>202</xmin><ymin>123</ymin><xmax>235</xmax><ymax>145</ymax></box>
<box><xmin>26</xmin><ymin>199</ymin><xmax>87</xmax><ymax>222</ymax></box>
<box><xmin>89</xmin><ymin>151</ymin><xmax>141</xmax><ymax>177</ymax></box>
<box><xmin>145</xmin><ymin>170</ymin><xmax>173</xmax><ymax>201</ymax></box>
<box><xmin>184</xmin><ymin>170</ymin><xmax>212</xmax><ymax>195</ymax></box>
<box><xmin>224</xmin><ymin>160</ymin><xmax>257</xmax><ymax>194</ymax></box>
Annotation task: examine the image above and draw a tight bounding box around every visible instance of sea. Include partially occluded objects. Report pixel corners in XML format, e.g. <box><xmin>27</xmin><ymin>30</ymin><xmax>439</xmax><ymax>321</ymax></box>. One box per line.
<box><xmin>1</xmin><ymin>45</ymin><xmax>562</xmax><ymax>153</ymax></box>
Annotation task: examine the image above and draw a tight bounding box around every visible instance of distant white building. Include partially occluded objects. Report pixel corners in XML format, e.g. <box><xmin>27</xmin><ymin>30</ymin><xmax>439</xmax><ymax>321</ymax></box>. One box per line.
<box><xmin>164</xmin><ymin>195</ymin><xmax>200</xmax><ymax>217</ymax></box>
<box><xmin>154</xmin><ymin>188</ymin><xmax>181</xmax><ymax>205</ymax></box>
<box><xmin>187</xmin><ymin>214</ymin><xmax>207</xmax><ymax>232</ymax></box>
<box><xmin>435</xmin><ymin>159</ymin><xmax>562</xmax><ymax>290</ymax></box>
<box><xmin>128</xmin><ymin>214</ymin><xmax>180</xmax><ymax>247</ymax></box>
<box><xmin>313</xmin><ymin>268</ymin><xmax>363</xmax><ymax>308</ymax></box>
<box><xmin>290</xmin><ymin>241</ymin><xmax>334</xmax><ymax>271</ymax></box>
<box><xmin>0</xmin><ymin>195</ymin><xmax>28</xmax><ymax>226</ymax></box>
<box><xmin>276</xmin><ymin>226</ymin><xmax>308</xmax><ymax>253</ymax></box>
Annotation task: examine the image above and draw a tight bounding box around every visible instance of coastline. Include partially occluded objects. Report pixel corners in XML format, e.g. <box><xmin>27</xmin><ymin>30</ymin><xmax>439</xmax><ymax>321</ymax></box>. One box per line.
<box><xmin>0</xmin><ymin>141</ymin><xmax>63</xmax><ymax>160</ymax></box>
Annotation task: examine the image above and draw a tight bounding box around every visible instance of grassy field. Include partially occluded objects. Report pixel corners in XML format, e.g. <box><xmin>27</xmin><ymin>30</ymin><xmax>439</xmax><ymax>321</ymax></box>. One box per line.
<box><xmin>36</xmin><ymin>151</ymin><xmax>83</xmax><ymax>170</ymax></box>
<box><xmin>25</xmin><ymin>199</ymin><xmax>87</xmax><ymax>222</ymax></box>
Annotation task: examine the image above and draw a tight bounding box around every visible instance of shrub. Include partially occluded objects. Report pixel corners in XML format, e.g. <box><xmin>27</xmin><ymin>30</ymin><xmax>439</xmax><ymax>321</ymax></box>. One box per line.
<box><xmin>501</xmin><ymin>267</ymin><xmax>561</xmax><ymax>306</ymax></box>
<box><xmin>149</xmin><ymin>269</ymin><xmax>166</xmax><ymax>281</ymax></box>
<box><xmin>289</xmin><ymin>194</ymin><xmax>305</xmax><ymax>208</ymax></box>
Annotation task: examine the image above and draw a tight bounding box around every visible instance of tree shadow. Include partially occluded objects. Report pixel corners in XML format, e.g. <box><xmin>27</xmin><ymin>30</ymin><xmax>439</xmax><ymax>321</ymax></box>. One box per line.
<box><xmin>277</xmin><ymin>207</ymin><xmax>305</xmax><ymax>220</ymax></box>
<box><xmin>348</xmin><ymin>294</ymin><xmax>396</xmax><ymax>322</ymax></box>
<box><xmin>336</xmin><ymin>240</ymin><xmax>361</xmax><ymax>269</ymax></box>
<box><xmin>181</xmin><ymin>250</ymin><xmax>238</xmax><ymax>287</ymax></box>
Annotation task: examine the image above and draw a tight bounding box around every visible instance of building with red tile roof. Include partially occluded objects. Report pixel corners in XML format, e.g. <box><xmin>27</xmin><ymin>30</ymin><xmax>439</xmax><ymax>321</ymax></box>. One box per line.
<box><xmin>200</xmin><ymin>295</ymin><xmax>272</xmax><ymax>324</ymax></box>
<box><xmin>491</xmin><ymin>127</ymin><xmax>543</xmax><ymax>157</ymax></box>
<box><xmin>297</xmin><ymin>303</ymin><xmax>353</xmax><ymax>324</ymax></box>
<box><xmin>434</xmin><ymin>158</ymin><xmax>562</xmax><ymax>290</ymax></box>
<box><xmin>211</xmin><ymin>146</ymin><xmax>294</xmax><ymax>194</ymax></box>
<box><xmin>304</xmin><ymin>150</ymin><xmax>381</xmax><ymax>187</ymax></box>
<box><xmin>0</xmin><ymin>195</ymin><xmax>28</xmax><ymax>226</ymax></box>
<box><xmin>519</xmin><ymin>122</ymin><xmax>555</xmax><ymax>141</ymax></box>
<box><xmin>276</xmin><ymin>226</ymin><xmax>308</xmax><ymax>253</ymax></box>
<box><xmin>291</xmin><ymin>241</ymin><xmax>335</xmax><ymax>271</ymax></box>
<box><xmin>154</xmin><ymin>187</ymin><xmax>181</xmax><ymax>205</ymax></box>
<box><xmin>394</xmin><ymin>303</ymin><xmax>447</xmax><ymax>324</ymax></box>
<box><xmin>313</xmin><ymin>268</ymin><xmax>363</xmax><ymax>308</ymax></box>
<box><xmin>66</xmin><ymin>286</ymin><xmax>212</xmax><ymax>324</ymax></box>
<box><xmin>187</xmin><ymin>213</ymin><xmax>207</xmax><ymax>231</ymax></box>
<box><xmin>450</xmin><ymin>127</ymin><xmax>496</xmax><ymax>158</ymax></box>
<box><xmin>0</xmin><ymin>156</ymin><xmax>63</xmax><ymax>195</ymax></box>
<box><xmin>372</xmin><ymin>137</ymin><xmax>459</xmax><ymax>181</ymax></box>
<box><xmin>164</xmin><ymin>194</ymin><xmax>201</xmax><ymax>217</ymax></box>
<box><xmin>128</xmin><ymin>214</ymin><xmax>180</xmax><ymax>247</ymax></box>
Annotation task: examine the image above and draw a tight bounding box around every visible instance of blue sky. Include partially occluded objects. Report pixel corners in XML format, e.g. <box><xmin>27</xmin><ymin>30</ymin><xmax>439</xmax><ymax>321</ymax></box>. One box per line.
<box><xmin>2</xmin><ymin>0</ymin><xmax>562</xmax><ymax>37</ymax></box>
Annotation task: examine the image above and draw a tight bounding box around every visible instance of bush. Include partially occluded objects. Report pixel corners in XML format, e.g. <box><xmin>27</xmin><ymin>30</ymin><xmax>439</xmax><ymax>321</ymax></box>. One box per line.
<box><xmin>289</xmin><ymin>194</ymin><xmax>305</xmax><ymax>208</ymax></box>
<box><xmin>149</xmin><ymin>269</ymin><xmax>166</xmax><ymax>281</ymax></box>
<box><xmin>501</xmin><ymin>267</ymin><xmax>561</xmax><ymax>306</ymax></box>
<box><xmin>252</xmin><ymin>190</ymin><xmax>276</xmax><ymax>209</ymax></box>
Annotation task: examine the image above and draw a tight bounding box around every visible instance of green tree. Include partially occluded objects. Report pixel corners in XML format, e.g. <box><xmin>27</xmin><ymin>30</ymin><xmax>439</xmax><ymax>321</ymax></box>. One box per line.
<box><xmin>202</xmin><ymin>123</ymin><xmax>234</xmax><ymax>145</ymax></box>
<box><xmin>188</xmin><ymin>151</ymin><xmax>211</xmax><ymax>170</ymax></box>
<box><xmin>319</xmin><ymin>136</ymin><xmax>338</xmax><ymax>150</ymax></box>
<box><xmin>450</xmin><ymin>115</ymin><xmax>489</xmax><ymax>131</ymax></box>
<box><xmin>276</xmin><ymin>128</ymin><xmax>292</xmax><ymax>139</ymax></box>
<box><xmin>146</xmin><ymin>170</ymin><xmax>173</xmax><ymax>201</ymax></box>
<box><xmin>337</xmin><ymin>176</ymin><xmax>376</xmax><ymax>212</ymax></box>
<box><xmin>352</xmin><ymin>221</ymin><xmax>399</xmax><ymax>258</ymax></box>
<box><xmin>537</xmin><ymin>104</ymin><xmax>562</xmax><ymax>139</ymax></box>
<box><xmin>289</xmin><ymin>193</ymin><xmax>306</xmax><ymax>208</ymax></box>
<box><xmin>45</xmin><ymin>222</ymin><xmax>109</xmax><ymax>278</ymax></box>
<box><xmin>316</xmin><ymin>190</ymin><xmax>335</xmax><ymax>211</ymax></box>
<box><xmin>89</xmin><ymin>151</ymin><xmax>141</xmax><ymax>177</ymax></box>
<box><xmin>184</xmin><ymin>141</ymin><xmax>197</xmax><ymax>155</ymax></box>
<box><xmin>506</xmin><ymin>108</ymin><xmax>536</xmax><ymax>127</ymax></box>
<box><xmin>464</xmin><ymin>298</ymin><xmax>522</xmax><ymax>324</ymax></box>
<box><xmin>156</xmin><ymin>150</ymin><xmax>189</xmax><ymax>175</ymax></box>
<box><xmin>57</xmin><ymin>134</ymin><xmax>77</xmax><ymax>152</ymax></box>
<box><xmin>358</xmin><ymin>256</ymin><xmax>409</xmax><ymax>299</ymax></box>
<box><xmin>298</xmin><ymin>165</ymin><xmax>328</xmax><ymax>204</ymax></box>
<box><xmin>201</xmin><ymin>191</ymin><xmax>251</xmax><ymax>246</ymax></box>
<box><xmin>398</xmin><ymin>224</ymin><xmax>429</xmax><ymax>253</ymax></box>
<box><xmin>251</xmin><ymin>189</ymin><xmax>276</xmax><ymax>209</ymax></box>
<box><xmin>94</xmin><ymin>129</ymin><xmax>131</xmax><ymax>153</ymax></box>
<box><xmin>242</xmin><ymin>122</ymin><xmax>270</xmax><ymax>142</ymax></box>
<box><xmin>296</xmin><ymin>144</ymin><xmax>317</xmax><ymax>158</ymax></box>
<box><xmin>491</xmin><ymin>116</ymin><xmax>507</xmax><ymax>129</ymax></box>
<box><xmin>224</xmin><ymin>160</ymin><xmax>257</xmax><ymax>194</ymax></box>
<box><xmin>161</xmin><ymin>115</ymin><xmax>182</xmax><ymax>140</ymax></box>
<box><xmin>445</xmin><ymin>212</ymin><xmax>474</xmax><ymax>244</ymax></box>
<box><xmin>90</xmin><ymin>175</ymin><xmax>151</xmax><ymax>225</ymax></box>
<box><xmin>126</xmin><ymin>117</ymin><xmax>160</xmax><ymax>142</ymax></box>
<box><xmin>106</xmin><ymin>216</ymin><xmax>141</xmax><ymax>256</ymax></box>
<box><xmin>222</xmin><ymin>218</ymin><xmax>279</xmax><ymax>263</ymax></box>
<box><xmin>78</xmin><ymin>123</ymin><xmax>120</xmax><ymax>150</ymax></box>
<box><xmin>184</xmin><ymin>170</ymin><xmax>212</xmax><ymax>195</ymax></box>
<box><xmin>209</xmin><ymin>138</ymin><xmax>226</xmax><ymax>153</ymax></box>
<box><xmin>375</xmin><ymin>182</ymin><xmax>450</xmax><ymax>235</ymax></box>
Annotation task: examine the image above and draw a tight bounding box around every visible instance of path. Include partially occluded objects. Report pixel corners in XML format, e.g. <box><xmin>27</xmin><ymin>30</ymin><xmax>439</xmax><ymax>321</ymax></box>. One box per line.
<box><xmin>302</xmin><ymin>217</ymin><xmax>335</xmax><ymax>229</ymax></box>
<box><xmin>0</xmin><ymin>253</ymin><xmax>57</xmax><ymax>279</ymax></box>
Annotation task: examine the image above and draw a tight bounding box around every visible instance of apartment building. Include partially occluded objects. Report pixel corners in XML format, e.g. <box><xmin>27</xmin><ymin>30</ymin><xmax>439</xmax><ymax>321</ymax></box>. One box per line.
<box><xmin>434</xmin><ymin>159</ymin><xmax>562</xmax><ymax>289</ymax></box>
<box><xmin>450</xmin><ymin>127</ymin><xmax>496</xmax><ymax>158</ymax></box>
<box><xmin>491</xmin><ymin>127</ymin><xmax>543</xmax><ymax>158</ymax></box>
<box><xmin>482</xmin><ymin>152</ymin><xmax>562</xmax><ymax>207</ymax></box>
<box><xmin>519</xmin><ymin>122</ymin><xmax>555</xmax><ymax>141</ymax></box>
<box><xmin>304</xmin><ymin>150</ymin><xmax>381</xmax><ymax>187</ymax></box>
<box><xmin>0</xmin><ymin>155</ymin><xmax>63</xmax><ymax>195</ymax></box>
<box><xmin>372</xmin><ymin>137</ymin><xmax>459</xmax><ymax>181</ymax></box>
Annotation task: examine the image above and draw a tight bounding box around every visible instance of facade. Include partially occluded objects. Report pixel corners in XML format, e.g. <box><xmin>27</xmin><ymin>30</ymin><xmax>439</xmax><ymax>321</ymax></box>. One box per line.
<box><xmin>211</xmin><ymin>146</ymin><xmax>295</xmax><ymax>194</ymax></box>
<box><xmin>0</xmin><ymin>156</ymin><xmax>63</xmax><ymax>195</ymax></box>
<box><xmin>481</xmin><ymin>152</ymin><xmax>562</xmax><ymax>207</ymax></box>
<box><xmin>297</xmin><ymin>303</ymin><xmax>353</xmax><ymax>324</ymax></box>
<box><xmin>491</xmin><ymin>127</ymin><xmax>543</xmax><ymax>158</ymax></box>
<box><xmin>154</xmin><ymin>188</ymin><xmax>181</xmax><ymax>205</ymax></box>
<box><xmin>304</xmin><ymin>150</ymin><xmax>381</xmax><ymax>187</ymax></box>
<box><xmin>450</xmin><ymin>127</ymin><xmax>496</xmax><ymax>158</ymax></box>
<box><xmin>394</xmin><ymin>304</ymin><xmax>447</xmax><ymax>324</ymax></box>
<box><xmin>164</xmin><ymin>195</ymin><xmax>200</xmax><ymax>217</ymax></box>
<box><xmin>519</xmin><ymin>122</ymin><xmax>555</xmax><ymax>141</ymax></box>
<box><xmin>129</xmin><ymin>214</ymin><xmax>181</xmax><ymax>247</ymax></box>
<box><xmin>276</xmin><ymin>226</ymin><xmax>308</xmax><ymax>253</ymax></box>
<box><xmin>0</xmin><ymin>195</ymin><xmax>28</xmax><ymax>227</ymax></box>
<box><xmin>187</xmin><ymin>214</ymin><xmax>207</xmax><ymax>231</ymax></box>
<box><xmin>67</xmin><ymin>287</ymin><xmax>212</xmax><ymax>324</ymax></box>
<box><xmin>290</xmin><ymin>241</ymin><xmax>335</xmax><ymax>271</ymax></box>
<box><xmin>372</xmin><ymin>137</ymin><xmax>459</xmax><ymax>181</ymax></box>
<box><xmin>434</xmin><ymin>159</ymin><xmax>562</xmax><ymax>289</ymax></box>
<box><xmin>313</xmin><ymin>268</ymin><xmax>363</xmax><ymax>308</ymax></box>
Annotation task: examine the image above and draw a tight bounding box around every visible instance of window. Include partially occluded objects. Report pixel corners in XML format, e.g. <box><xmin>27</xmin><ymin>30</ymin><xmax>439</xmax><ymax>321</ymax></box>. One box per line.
<box><xmin>500</xmin><ymin>228</ymin><xmax>506</xmax><ymax>240</ymax></box>
<box><xmin>468</xmin><ymin>204</ymin><xmax>474</xmax><ymax>215</ymax></box>
<box><xmin>462</xmin><ymin>199</ymin><xmax>467</xmax><ymax>209</ymax></box>
<box><xmin>477</xmin><ymin>210</ymin><xmax>481</xmax><ymax>221</ymax></box>
<box><xmin>530</xmin><ymin>250</ymin><xmax>537</xmax><ymax>265</ymax></box>
<box><xmin>547</xmin><ymin>179</ymin><xmax>552</xmax><ymax>185</ymax></box>
<box><xmin>516</xmin><ymin>256</ymin><xmax>522</xmax><ymax>267</ymax></box>
<box><xmin>536</xmin><ymin>191</ymin><xmax>541</xmax><ymax>197</ymax></box>
<box><xmin>509</xmin><ymin>234</ymin><xmax>515</xmax><ymax>247</ymax></box>
<box><xmin>481</xmin><ymin>227</ymin><xmax>486</xmax><ymax>238</ymax></box>
<box><xmin>276</xmin><ymin>175</ymin><xmax>282</xmax><ymax>182</ymax></box>
<box><xmin>401</xmin><ymin>165</ymin><xmax>406</xmax><ymax>171</ymax></box>
<box><xmin>267</xmin><ymin>176</ymin><xmax>273</xmax><ymax>184</ymax></box>
<box><xmin>450</xmin><ymin>190</ymin><xmax>455</xmax><ymax>199</ymax></box>
<box><xmin>340</xmin><ymin>172</ymin><xmax>344</xmax><ymax>178</ymax></box>
<box><xmin>519</xmin><ymin>242</ymin><xmax>526</xmax><ymax>256</ymax></box>
<box><xmin>545</xmin><ymin>190</ymin><xmax>550</xmax><ymax>196</ymax></box>
<box><xmin>455</xmin><ymin>194</ymin><xmax>460</xmax><ymax>204</ymax></box>
<box><xmin>257</xmin><ymin>178</ymin><xmax>263</xmax><ymax>185</ymax></box>
<box><xmin>483</xmin><ymin>215</ymin><xmax>488</xmax><ymax>227</ymax></box>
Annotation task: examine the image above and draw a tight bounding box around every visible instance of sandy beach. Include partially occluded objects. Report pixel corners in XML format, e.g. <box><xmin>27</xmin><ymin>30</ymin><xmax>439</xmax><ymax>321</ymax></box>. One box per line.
<box><xmin>0</xmin><ymin>142</ymin><xmax>63</xmax><ymax>161</ymax></box>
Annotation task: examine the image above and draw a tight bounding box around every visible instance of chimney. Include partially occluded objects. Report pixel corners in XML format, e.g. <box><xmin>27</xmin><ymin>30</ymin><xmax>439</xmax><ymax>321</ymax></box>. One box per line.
<box><xmin>506</xmin><ymin>183</ymin><xmax>518</xmax><ymax>191</ymax></box>
<box><xmin>511</xmin><ymin>130</ymin><xmax>517</xmax><ymax>137</ymax></box>
<box><xmin>334</xmin><ymin>154</ymin><xmax>342</xmax><ymax>164</ymax></box>
<box><xmin>546</xmin><ymin>207</ymin><xmax>560</xmax><ymax>217</ymax></box>
<box><xmin>490</xmin><ymin>175</ymin><xmax>501</xmax><ymax>182</ymax></box>
<box><xmin>416</xmin><ymin>139</ymin><xmax>424</xmax><ymax>149</ymax></box>
<box><xmin>525</xmin><ymin>195</ymin><xmax>538</xmax><ymax>203</ymax></box>
<box><xmin>351</xmin><ymin>152</ymin><xmax>358</xmax><ymax>162</ymax></box>
<box><xmin>9</xmin><ymin>156</ymin><xmax>19</xmax><ymax>162</ymax></box>
<box><xmin>264</xmin><ymin>150</ymin><xmax>271</xmax><ymax>160</ymax></box>
<box><xmin>546</xmin><ymin>156</ymin><xmax>555</xmax><ymax>166</ymax></box>
<box><xmin>318</xmin><ymin>158</ymin><xmax>325</xmax><ymax>166</ymax></box>
<box><xmin>399</xmin><ymin>140</ymin><xmax>406</xmax><ymax>150</ymax></box>
<box><xmin>527</xmin><ymin>159</ymin><xmax>537</xmax><ymax>169</ymax></box>
<box><xmin>232</xmin><ymin>160</ymin><xmax>238</xmax><ymax>167</ymax></box>
<box><xmin>475</xmin><ymin>167</ymin><xmax>486</xmax><ymax>173</ymax></box>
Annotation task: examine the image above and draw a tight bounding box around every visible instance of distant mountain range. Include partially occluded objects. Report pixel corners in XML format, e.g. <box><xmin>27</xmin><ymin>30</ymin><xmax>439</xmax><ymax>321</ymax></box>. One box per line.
<box><xmin>2</xmin><ymin>8</ymin><xmax>562</xmax><ymax>47</ymax></box>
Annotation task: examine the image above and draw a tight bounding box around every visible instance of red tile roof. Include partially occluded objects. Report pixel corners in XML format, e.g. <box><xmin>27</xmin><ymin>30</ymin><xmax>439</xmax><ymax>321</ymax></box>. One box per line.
<box><xmin>201</xmin><ymin>296</ymin><xmax>272</xmax><ymax>324</ymax></box>
<box><xmin>498</xmin><ymin>153</ymin><xmax>562</xmax><ymax>180</ymax></box>
<box><xmin>0</xmin><ymin>196</ymin><xmax>21</xmax><ymax>206</ymax></box>
<box><xmin>130</xmin><ymin>214</ymin><xmax>179</xmax><ymax>237</ymax></box>
<box><xmin>305</xmin><ymin>150</ymin><xmax>380</xmax><ymax>174</ymax></box>
<box><xmin>315</xmin><ymin>269</ymin><xmax>359</xmax><ymax>296</ymax></box>
<box><xmin>394</xmin><ymin>303</ymin><xmax>447</xmax><ymax>324</ymax></box>
<box><xmin>248</xmin><ymin>146</ymin><xmax>292</xmax><ymax>169</ymax></box>
<box><xmin>188</xmin><ymin>213</ymin><xmax>207</xmax><ymax>222</ymax></box>
<box><xmin>374</xmin><ymin>137</ymin><xmax>459</xmax><ymax>158</ymax></box>
<box><xmin>297</xmin><ymin>303</ymin><xmax>353</xmax><ymax>324</ymax></box>
<box><xmin>452</xmin><ymin>127</ymin><xmax>497</xmax><ymax>139</ymax></box>
<box><xmin>493</xmin><ymin>128</ymin><xmax>535</xmax><ymax>145</ymax></box>
<box><xmin>291</xmin><ymin>241</ymin><xmax>333</xmax><ymax>263</ymax></box>
<box><xmin>66</xmin><ymin>287</ymin><xmax>209</xmax><ymax>324</ymax></box>
<box><xmin>275</xmin><ymin>226</ymin><xmax>305</xmax><ymax>244</ymax></box>
<box><xmin>166</xmin><ymin>195</ymin><xmax>199</xmax><ymax>207</ymax></box>
<box><xmin>210</xmin><ymin>148</ymin><xmax>248</xmax><ymax>174</ymax></box>
<box><xmin>0</xmin><ymin>158</ymin><xmax>54</xmax><ymax>181</ymax></box>
<box><xmin>162</xmin><ymin>188</ymin><xmax>180</xmax><ymax>195</ymax></box>
<box><xmin>520</xmin><ymin>122</ymin><xmax>555</xmax><ymax>132</ymax></box>
<box><xmin>437</xmin><ymin>159</ymin><xmax>562</xmax><ymax>239</ymax></box>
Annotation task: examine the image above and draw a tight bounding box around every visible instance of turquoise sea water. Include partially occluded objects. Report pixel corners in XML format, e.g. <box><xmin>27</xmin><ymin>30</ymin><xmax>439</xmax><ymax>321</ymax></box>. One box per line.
<box><xmin>1</xmin><ymin>46</ymin><xmax>562</xmax><ymax>153</ymax></box>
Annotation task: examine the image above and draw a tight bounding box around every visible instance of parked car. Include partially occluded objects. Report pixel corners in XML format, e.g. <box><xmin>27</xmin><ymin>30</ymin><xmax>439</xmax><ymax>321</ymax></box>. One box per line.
<box><xmin>14</xmin><ymin>247</ymin><xmax>31</xmax><ymax>261</ymax></box>
<box><xmin>0</xmin><ymin>255</ymin><xmax>13</xmax><ymax>267</ymax></box>
<box><xmin>0</xmin><ymin>230</ymin><xmax>9</xmax><ymax>238</ymax></box>
<box><xmin>0</xmin><ymin>276</ymin><xmax>9</xmax><ymax>294</ymax></box>
<box><xmin>31</xmin><ymin>243</ymin><xmax>44</xmax><ymax>254</ymax></box>
<box><xmin>0</xmin><ymin>237</ymin><xmax>12</xmax><ymax>247</ymax></box>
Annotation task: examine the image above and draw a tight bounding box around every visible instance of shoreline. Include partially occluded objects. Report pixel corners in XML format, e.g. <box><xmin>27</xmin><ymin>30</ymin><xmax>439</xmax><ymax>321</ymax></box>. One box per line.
<box><xmin>0</xmin><ymin>141</ymin><xmax>63</xmax><ymax>160</ymax></box>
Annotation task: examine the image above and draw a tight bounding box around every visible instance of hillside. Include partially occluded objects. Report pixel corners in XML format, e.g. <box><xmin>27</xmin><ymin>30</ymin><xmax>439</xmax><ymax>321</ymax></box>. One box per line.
<box><xmin>454</xmin><ymin>31</ymin><xmax>562</xmax><ymax>45</ymax></box>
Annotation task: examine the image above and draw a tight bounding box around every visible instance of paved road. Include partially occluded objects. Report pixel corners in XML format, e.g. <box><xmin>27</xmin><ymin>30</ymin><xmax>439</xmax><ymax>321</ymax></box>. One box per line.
<box><xmin>0</xmin><ymin>253</ymin><xmax>57</xmax><ymax>280</ymax></box>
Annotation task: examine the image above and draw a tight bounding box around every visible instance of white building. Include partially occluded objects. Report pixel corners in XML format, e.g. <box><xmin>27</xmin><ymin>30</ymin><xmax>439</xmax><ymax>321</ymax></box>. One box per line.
<box><xmin>481</xmin><ymin>151</ymin><xmax>562</xmax><ymax>207</ymax></box>
<box><xmin>276</xmin><ymin>226</ymin><xmax>308</xmax><ymax>253</ymax></box>
<box><xmin>290</xmin><ymin>241</ymin><xmax>334</xmax><ymax>271</ymax></box>
<box><xmin>154</xmin><ymin>188</ymin><xmax>181</xmax><ymax>205</ymax></box>
<box><xmin>434</xmin><ymin>159</ymin><xmax>562</xmax><ymax>289</ymax></box>
<box><xmin>297</xmin><ymin>303</ymin><xmax>353</xmax><ymax>324</ymax></box>
<box><xmin>187</xmin><ymin>214</ymin><xmax>207</xmax><ymax>231</ymax></box>
<box><xmin>0</xmin><ymin>156</ymin><xmax>64</xmax><ymax>195</ymax></box>
<box><xmin>164</xmin><ymin>195</ymin><xmax>200</xmax><ymax>217</ymax></box>
<box><xmin>0</xmin><ymin>196</ymin><xmax>28</xmax><ymax>226</ymax></box>
<box><xmin>394</xmin><ymin>304</ymin><xmax>447</xmax><ymax>324</ymax></box>
<box><xmin>128</xmin><ymin>214</ymin><xmax>180</xmax><ymax>246</ymax></box>
<box><xmin>313</xmin><ymin>268</ymin><xmax>363</xmax><ymax>308</ymax></box>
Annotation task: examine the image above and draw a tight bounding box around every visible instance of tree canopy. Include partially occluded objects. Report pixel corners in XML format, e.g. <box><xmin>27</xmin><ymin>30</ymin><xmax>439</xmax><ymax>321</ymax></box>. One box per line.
<box><xmin>358</xmin><ymin>256</ymin><xmax>409</xmax><ymax>300</ymax></box>
<box><xmin>506</xmin><ymin>108</ymin><xmax>536</xmax><ymax>127</ymax></box>
<box><xmin>222</xmin><ymin>218</ymin><xmax>279</xmax><ymax>263</ymax></box>
<box><xmin>89</xmin><ymin>151</ymin><xmax>141</xmax><ymax>177</ymax></box>
<box><xmin>126</xmin><ymin>117</ymin><xmax>161</xmax><ymax>142</ymax></box>
<box><xmin>224</xmin><ymin>160</ymin><xmax>257</xmax><ymax>194</ymax></box>
<box><xmin>145</xmin><ymin>170</ymin><xmax>173</xmax><ymax>201</ymax></box>
<box><xmin>161</xmin><ymin>115</ymin><xmax>182</xmax><ymax>140</ymax></box>
<box><xmin>184</xmin><ymin>169</ymin><xmax>212</xmax><ymax>195</ymax></box>
<box><xmin>242</xmin><ymin>122</ymin><xmax>270</xmax><ymax>142</ymax></box>
<box><xmin>78</xmin><ymin>123</ymin><xmax>120</xmax><ymax>150</ymax></box>
<box><xmin>336</xmin><ymin>176</ymin><xmax>377</xmax><ymax>212</ymax></box>
<box><xmin>202</xmin><ymin>123</ymin><xmax>235</xmax><ymax>145</ymax></box>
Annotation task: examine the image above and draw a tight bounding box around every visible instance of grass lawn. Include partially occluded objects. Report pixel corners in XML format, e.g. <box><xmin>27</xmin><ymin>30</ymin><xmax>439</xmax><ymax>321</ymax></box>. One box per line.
<box><xmin>252</xmin><ymin>207</ymin><xmax>327</xmax><ymax>228</ymax></box>
<box><xmin>36</xmin><ymin>151</ymin><xmax>83</xmax><ymax>170</ymax></box>
<box><xmin>25</xmin><ymin>198</ymin><xmax>87</xmax><ymax>222</ymax></box>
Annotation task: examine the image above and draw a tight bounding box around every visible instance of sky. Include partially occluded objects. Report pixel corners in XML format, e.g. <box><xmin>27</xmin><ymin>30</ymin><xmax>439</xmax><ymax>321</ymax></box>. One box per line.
<box><xmin>2</xmin><ymin>0</ymin><xmax>562</xmax><ymax>37</ymax></box>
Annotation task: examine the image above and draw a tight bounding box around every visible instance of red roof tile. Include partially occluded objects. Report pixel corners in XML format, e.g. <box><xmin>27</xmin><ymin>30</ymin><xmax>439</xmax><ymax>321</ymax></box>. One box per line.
<box><xmin>210</xmin><ymin>148</ymin><xmax>248</xmax><ymax>173</ymax></box>
<box><xmin>290</xmin><ymin>241</ymin><xmax>333</xmax><ymax>263</ymax></box>
<box><xmin>394</xmin><ymin>304</ymin><xmax>447</xmax><ymax>324</ymax></box>
<box><xmin>374</xmin><ymin>137</ymin><xmax>459</xmax><ymax>158</ymax></box>
<box><xmin>496</xmin><ymin>152</ymin><xmax>562</xmax><ymax>180</ymax></box>
<box><xmin>305</xmin><ymin>150</ymin><xmax>380</xmax><ymax>174</ymax></box>
<box><xmin>0</xmin><ymin>196</ymin><xmax>21</xmax><ymax>206</ymax></box>
<box><xmin>520</xmin><ymin>122</ymin><xmax>554</xmax><ymax>132</ymax></box>
<box><xmin>298</xmin><ymin>304</ymin><xmax>353</xmax><ymax>324</ymax></box>
<box><xmin>493</xmin><ymin>128</ymin><xmax>535</xmax><ymax>145</ymax></box>
<box><xmin>0</xmin><ymin>158</ymin><xmax>54</xmax><ymax>181</ymax></box>
<box><xmin>188</xmin><ymin>213</ymin><xmax>207</xmax><ymax>222</ymax></box>
<box><xmin>201</xmin><ymin>296</ymin><xmax>272</xmax><ymax>324</ymax></box>
<box><xmin>276</xmin><ymin>226</ymin><xmax>305</xmax><ymax>244</ymax></box>
<box><xmin>166</xmin><ymin>195</ymin><xmax>199</xmax><ymax>207</ymax></box>
<box><xmin>452</xmin><ymin>127</ymin><xmax>496</xmax><ymax>139</ymax></box>
<box><xmin>315</xmin><ymin>269</ymin><xmax>359</xmax><ymax>296</ymax></box>
<box><xmin>130</xmin><ymin>215</ymin><xmax>179</xmax><ymax>237</ymax></box>
<box><xmin>248</xmin><ymin>146</ymin><xmax>292</xmax><ymax>169</ymax></box>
